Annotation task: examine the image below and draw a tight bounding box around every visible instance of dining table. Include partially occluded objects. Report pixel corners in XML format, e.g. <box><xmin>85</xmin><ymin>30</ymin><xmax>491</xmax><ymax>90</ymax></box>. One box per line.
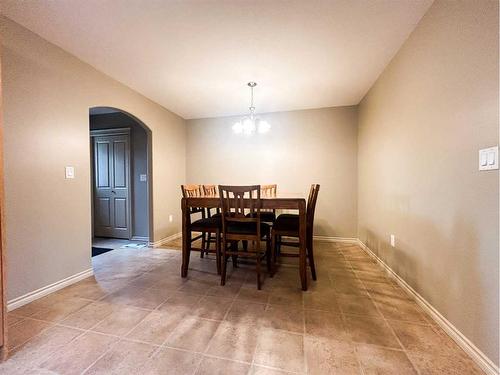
<box><xmin>180</xmin><ymin>194</ymin><xmax>309</xmax><ymax>290</ymax></box>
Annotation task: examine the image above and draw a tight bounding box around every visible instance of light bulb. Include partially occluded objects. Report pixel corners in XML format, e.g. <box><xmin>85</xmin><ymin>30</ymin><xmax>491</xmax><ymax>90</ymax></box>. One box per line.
<box><xmin>257</xmin><ymin>120</ymin><xmax>271</xmax><ymax>133</ymax></box>
<box><xmin>242</xmin><ymin>118</ymin><xmax>255</xmax><ymax>135</ymax></box>
<box><xmin>232</xmin><ymin>121</ymin><xmax>243</xmax><ymax>134</ymax></box>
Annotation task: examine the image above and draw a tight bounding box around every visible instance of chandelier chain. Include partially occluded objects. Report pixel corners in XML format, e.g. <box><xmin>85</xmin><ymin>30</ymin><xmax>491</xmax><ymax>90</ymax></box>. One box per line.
<box><xmin>249</xmin><ymin>82</ymin><xmax>255</xmax><ymax>112</ymax></box>
<box><xmin>232</xmin><ymin>81</ymin><xmax>270</xmax><ymax>135</ymax></box>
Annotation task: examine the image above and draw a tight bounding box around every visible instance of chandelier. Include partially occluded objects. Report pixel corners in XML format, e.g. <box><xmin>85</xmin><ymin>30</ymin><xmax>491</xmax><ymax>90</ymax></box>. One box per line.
<box><xmin>232</xmin><ymin>82</ymin><xmax>271</xmax><ymax>135</ymax></box>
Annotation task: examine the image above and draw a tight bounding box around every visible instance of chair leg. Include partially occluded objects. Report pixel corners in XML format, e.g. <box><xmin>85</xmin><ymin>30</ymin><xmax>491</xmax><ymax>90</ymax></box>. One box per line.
<box><xmin>271</xmin><ymin>231</ymin><xmax>277</xmax><ymax>269</ymax></box>
<box><xmin>307</xmin><ymin>236</ymin><xmax>317</xmax><ymax>281</ymax></box>
<box><xmin>206</xmin><ymin>233</ymin><xmax>212</xmax><ymax>254</ymax></box>
<box><xmin>266</xmin><ymin>236</ymin><xmax>273</xmax><ymax>277</ymax></box>
<box><xmin>215</xmin><ymin>230</ymin><xmax>221</xmax><ymax>275</ymax></box>
<box><xmin>200</xmin><ymin>232</ymin><xmax>206</xmax><ymax>258</ymax></box>
<box><xmin>220</xmin><ymin>240</ymin><xmax>227</xmax><ymax>286</ymax></box>
<box><xmin>256</xmin><ymin>256</ymin><xmax>262</xmax><ymax>290</ymax></box>
<box><xmin>256</xmin><ymin>241</ymin><xmax>262</xmax><ymax>290</ymax></box>
<box><xmin>231</xmin><ymin>242</ymin><xmax>238</xmax><ymax>268</ymax></box>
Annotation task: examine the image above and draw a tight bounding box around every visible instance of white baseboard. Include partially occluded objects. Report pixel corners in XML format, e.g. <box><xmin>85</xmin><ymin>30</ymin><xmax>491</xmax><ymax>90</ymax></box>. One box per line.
<box><xmin>7</xmin><ymin>268</ymin><xmax>94</xmax><ymax>312</ymax></box>
<box><xmin>131</xmin><ymin>236</ymin><xmax>149</xmax><ymax>242</ymax></box>
<box><xmin>356</xmin><ymin>239</ymin><xmax>499</xmax><ymax>375</ymax></box>
<box><xmin>149</xmin><ymin>232</ymin><xmax>182</xmax><ymax>248</ymax></box>
<box><xmin>313</xmin><ymin>235</ymin><xmax>358</xmax><ymax>244</ymax></box>
<box><xmin>4</xmin><ymin>234</ymin><xmax>497</xmax><ymax>374</ymax></box>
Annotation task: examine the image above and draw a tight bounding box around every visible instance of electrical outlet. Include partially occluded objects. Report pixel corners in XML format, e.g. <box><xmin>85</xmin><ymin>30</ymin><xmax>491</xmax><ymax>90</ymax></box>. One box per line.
<box><xmin>390</xmin><ymin>234</ymin><xmax>396</xmax><ymax>247</ymax></box>
<box><xmin>169</xmin><ymin>214</ymin><xmax>173</xmax><ymax>223</ymax></box>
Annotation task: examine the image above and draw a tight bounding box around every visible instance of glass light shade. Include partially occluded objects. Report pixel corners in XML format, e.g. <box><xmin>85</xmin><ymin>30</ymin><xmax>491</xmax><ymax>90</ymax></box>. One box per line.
<box><xmin>242</xmin><ymin>117</ymin><xmax>256</xmax><ymax>135</ymax></box>
<box><xmin>233</xmin><ymin>82</ymin><xmax>271</xmax><ymax>135</ymax></box>
<box><xmin>232</xmin><ymin>121</ymin><xmax>243</xmax><ymax>134</ymax></box>
<box><xmin>257</xmin><ymin>120</ymin><xmax>271</xmax><ymax>133</ymax></box>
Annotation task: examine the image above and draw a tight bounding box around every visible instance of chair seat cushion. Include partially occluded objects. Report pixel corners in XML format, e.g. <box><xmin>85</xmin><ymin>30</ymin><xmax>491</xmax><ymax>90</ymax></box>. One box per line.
<box><xmin>191</xmin><ymin>216</ymin><xmax>221</xmax><ymax>230</ymax></box>
<box><xmin>273</xmin><ymin>214</ymin><xmax>299</xmax><ymax>232</ymax></box>
<box><xmin>227</xmin><ymin>222</ymin><xmax>270</xmax><ymax>236</ymax></box>
<box><xmin>245</xmin><ymin>211</ymin><xmax>276</xmax><ymax>222</ymax></box>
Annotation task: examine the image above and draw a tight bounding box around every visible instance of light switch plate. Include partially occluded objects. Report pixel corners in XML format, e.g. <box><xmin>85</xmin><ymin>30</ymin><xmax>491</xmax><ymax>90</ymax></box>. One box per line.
<box><xmin>390</xmin><ymin>234</ymin><xmax>396</xmax><ymax>247</ymax></box>
<box><xmin>479</xmin><ymin>146</ymin><xmax>498</xmax><ymax>171</ymax></box>
<box><xmin>65</xmin><ymin>166</ymin><xmax>75</xmax><ymax>179</ymax></box>
<box><xmin>140</xmin><ymin>174</ymin><xmax>147</xmax><ymax>182</ymax></box>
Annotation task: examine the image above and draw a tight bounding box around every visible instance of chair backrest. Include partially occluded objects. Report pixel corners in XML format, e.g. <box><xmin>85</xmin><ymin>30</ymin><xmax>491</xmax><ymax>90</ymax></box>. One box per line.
<box><xmin>218</xmin><ymin>185</ymin><xmax>262</xmax><ymax>236</ymax></box>
<box><xmin>203</xmin><ymin>184</ymin><xmax>219</xmax><ymax>216</ymax></box>
<box><xmin>181</xmin><ymin>184</ymin><xmax>203</xmax><ymax>197</ymax></box>
<box><xmin>260</xmin><ymin>184</ymin><xmax>277</xmax><ymax>213</ymax></box>
<box><xmin>306</xmin><ymin>184</ymin><xmax>320</xmax><ymax>234</ymax></box>
<box><xmin>261</xmin><ymin>184</ymin><xmax>277</xmax><ymax>197</ymax></box>
<box><xmin>181</xmin><ymin>184</ymin><xmax>204</xmax><ymax>215</ymax></box>
<box><xmin>203</xmin><ymin>184</ymin><xmax>217</xmax><ymax>197</ymax></box>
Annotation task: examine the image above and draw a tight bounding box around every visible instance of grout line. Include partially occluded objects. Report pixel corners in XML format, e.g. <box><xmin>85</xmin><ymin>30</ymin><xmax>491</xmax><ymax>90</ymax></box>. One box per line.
<box><xmin>334</xmin><ymin>248</ymin><xmax>367</xmax><ymax>375</ymax></box>
<box><xmin>342</xmin><ymin>245</ymin><xmax>423</xmax><ymax>375</ymax></box>
<box><xmin>331</xmin><ymin>244</ymin><xmax>422</xmax><ymax>373</ymax></box>
<box><xmin>80</xmin><ymin>301</ymin><xmax>159</xmax><ymax>374</ymax></box>
<box><xmin>9</xmin><ymin>242</ymin><xmax>475</xmax><ymax>375</ymax></box>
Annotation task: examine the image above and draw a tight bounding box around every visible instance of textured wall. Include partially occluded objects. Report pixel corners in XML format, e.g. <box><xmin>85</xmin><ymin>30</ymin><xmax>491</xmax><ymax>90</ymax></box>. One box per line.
<box><xmin>358</xmin><ymin>0</ymin><xmax>499</xmax><ymax>365</ymax></box>
<box><xmin>1</xmin><ymin>17</ymin><xmax>186</xmax><ymax>300</ymax></box>
<box><xmin>187</xmin><ymin>106</ymin><xmax>358</xmax><ymax>237</ymax></box>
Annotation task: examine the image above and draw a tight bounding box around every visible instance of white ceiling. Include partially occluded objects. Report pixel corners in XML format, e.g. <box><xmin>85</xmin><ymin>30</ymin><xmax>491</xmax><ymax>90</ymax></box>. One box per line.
<box><xmin>1</xmin><ymin>0</ymin><xmax>433</xmax><ymax>119</ymax></box>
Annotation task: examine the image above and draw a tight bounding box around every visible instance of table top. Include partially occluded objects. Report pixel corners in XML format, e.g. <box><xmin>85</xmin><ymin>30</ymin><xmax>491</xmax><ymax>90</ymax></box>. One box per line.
<box><xmin>182</xmin><ymin>194</ymin><xmax>306</xmax><ymax>209</ymax></box>
<box><xmin>183</xmin><ymin>192</ymin><xmax>305</xmax><ymax>199</ymax></box>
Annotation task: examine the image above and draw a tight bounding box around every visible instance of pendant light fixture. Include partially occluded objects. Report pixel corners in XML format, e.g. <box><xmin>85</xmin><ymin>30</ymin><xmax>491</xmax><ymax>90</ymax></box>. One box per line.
<box><xmin>232</xmin><ymin>82</ymin><xmax>271</xmax><ymax>135</ymax></box>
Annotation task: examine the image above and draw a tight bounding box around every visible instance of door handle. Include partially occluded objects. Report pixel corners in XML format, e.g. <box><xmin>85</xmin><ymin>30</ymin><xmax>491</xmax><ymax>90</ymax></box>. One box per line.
<box><xmin>111</xmin><ymin>190</ymin><xmax>116</xmax><ymax>194</ymax></box>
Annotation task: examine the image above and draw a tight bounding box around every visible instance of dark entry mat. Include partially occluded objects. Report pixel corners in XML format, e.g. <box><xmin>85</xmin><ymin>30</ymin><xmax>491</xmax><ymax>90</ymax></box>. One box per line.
<box><xmin>92</xmin><ymin>246</ymin><xmax>113</xmax><ymax>257</ymax></box>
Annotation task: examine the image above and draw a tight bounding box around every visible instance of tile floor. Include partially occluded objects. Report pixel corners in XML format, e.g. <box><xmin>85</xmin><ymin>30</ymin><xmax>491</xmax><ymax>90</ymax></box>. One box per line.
<box><xmin>1</xmin><ymin>241</ymin><xmax>485</xmax><ymax>374</ymax></box>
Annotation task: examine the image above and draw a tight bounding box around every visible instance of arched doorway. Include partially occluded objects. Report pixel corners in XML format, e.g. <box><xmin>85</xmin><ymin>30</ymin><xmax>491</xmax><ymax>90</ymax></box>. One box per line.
<box><xmin>89</xmin><ymin>107</ymin><xmax>153</xmax><ymax>255</ymax></box>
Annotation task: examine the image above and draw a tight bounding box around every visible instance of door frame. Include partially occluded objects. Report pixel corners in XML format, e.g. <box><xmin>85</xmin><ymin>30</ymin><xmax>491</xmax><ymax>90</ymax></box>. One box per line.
<box><xmin>0</xmin><ymin>44</ymin><xmax>7</xmax><ymax>357</ymax></box>
<box><xmin>90</xmin><ymin>127</ymin><xmax>133</xmax><ymax>240</ymax></box>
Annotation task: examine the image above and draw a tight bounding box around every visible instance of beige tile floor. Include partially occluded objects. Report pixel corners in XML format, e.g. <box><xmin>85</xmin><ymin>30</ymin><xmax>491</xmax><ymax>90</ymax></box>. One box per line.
<box><xmin>1</xmin><ymin>241</ymin><xmax>485</xmax><ymax>374</ymax></box>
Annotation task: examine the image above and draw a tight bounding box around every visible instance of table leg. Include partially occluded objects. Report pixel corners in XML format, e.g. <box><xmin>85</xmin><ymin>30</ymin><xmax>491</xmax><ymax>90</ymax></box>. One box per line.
<box><xmin>298</xmin><ymin>200</ymin><xmax>307</xmax><ymax>291</ymax></box>
<box><xmin>181</xmin><ymin>198</ymin><xmax>190</xmax><ymax>277</ymax></box>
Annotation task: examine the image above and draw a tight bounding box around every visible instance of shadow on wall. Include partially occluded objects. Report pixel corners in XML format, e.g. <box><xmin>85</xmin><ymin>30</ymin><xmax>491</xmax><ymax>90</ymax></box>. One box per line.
<box><xmin>315</xmin><ymin>218</ymin><xmax>341</xmax><ymax>238</ymax></box>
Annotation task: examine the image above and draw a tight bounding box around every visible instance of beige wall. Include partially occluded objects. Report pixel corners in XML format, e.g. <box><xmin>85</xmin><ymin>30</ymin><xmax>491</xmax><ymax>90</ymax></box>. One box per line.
<box><xmin>2</xmin><ymin>2</ymin><xmax>499</xmax><ymax>367</ymax></box>
<box><xmin>1</xmin><ymin>17</ymin><xmax>186</xmax><ymax>300</ymax></box>
<box><xmin>358</xmin><ymin>0</ymin><xmax>499</xmax><ymax>366</ymax></box>
<box><xmin>187</xmin><ymin>106</ymin><xmax>358</xmax><ymax>237</ymax></box>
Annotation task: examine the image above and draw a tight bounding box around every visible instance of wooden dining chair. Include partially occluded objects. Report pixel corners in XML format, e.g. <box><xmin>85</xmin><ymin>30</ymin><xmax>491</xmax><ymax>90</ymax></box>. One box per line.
<box><xmin>262</xmin><ymin>184</ymin><xmax>277</xmax><ymax>196</ymax></box>
<box><xmin>201</xmin><ymin>184</ymin><xmax>220</xmax><ymax>257</ymax></box>
<box><xmin>271</xmin><ymin>184</ymin><xmax>320</xmax><ymax>280</ymax></box>
<box><xmin>218</xmin><ymin>185</ymin><xmax>272</xmax><ymax>289</ymax></box>
<box><xmin>202</xmin><ymin>184</ymin><xmax>218</xmax><ymax>198</ymax></box>
<box><xmin>181</xmin><ymin>184</ymin><xmax>221</xmax><ymax>273</ymax></box>
<box><xmin>246</xmin><ymin>184</ymin><xmax>277</xmax><ymax>223</ymax></box>
<box><xmin>203</xmin><ymin>184</ymin><xmax>221</xmax><ymax>217</ymax></box>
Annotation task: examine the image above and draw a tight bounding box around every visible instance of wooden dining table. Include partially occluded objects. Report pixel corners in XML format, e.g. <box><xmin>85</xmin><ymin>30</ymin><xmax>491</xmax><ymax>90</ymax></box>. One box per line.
<box><xmin>181</xmin><ymin>194</ymin><xmax>309</xmax><ymax>290</ymax></box>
